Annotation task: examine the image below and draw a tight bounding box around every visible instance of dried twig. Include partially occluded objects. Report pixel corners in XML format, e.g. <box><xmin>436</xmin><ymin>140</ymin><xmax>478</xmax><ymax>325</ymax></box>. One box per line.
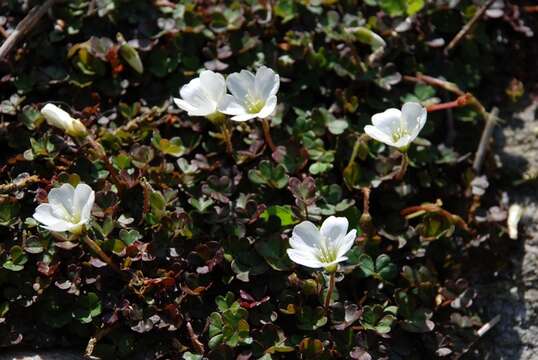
<box><xmin>444</xmin><ymin>0</ymin><xmax>495</xmax><ymax>55</ymax></box>
<box><xmin>403</xmin><ymin>73</ymin><xmax>490</xmax><ymax>122</ymax></box>
<box><xmin>0</xmin><ymin>175</ymin><xmax>41</xmax><ymax>194</ymax></box>
<box><xmin>0</xmin><ymin>0</ymin><xmax>58</xmax><ymax>62</ymax></box>
<box><xmin>186</xmin><ymin>321</ymin><xmax>205</xmax><ymax>354</ymax></box>
<box><xmin>473</xmin><ymin>107</ymin><xmax>499</xmax><ymax>174</ymax></box>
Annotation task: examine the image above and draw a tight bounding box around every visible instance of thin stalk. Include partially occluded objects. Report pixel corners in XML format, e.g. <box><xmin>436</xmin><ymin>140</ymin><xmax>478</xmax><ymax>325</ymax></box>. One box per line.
<box><xmin>324</xmin><ymin>271</ymin><xmax>336</xmax><ymax>311</ymax></box>
<box><xmin>82</xmin><ymin>234</ymin><xmax>125</xmax><ymax>279</ymax></box>
<box><xmin>221</xmin><ymin>121</ymin><xmax>234</xmax><ymax>155</ymax></box>
<box><xmin>394</xmin><ymin>152</ymin><xmax>409</xmax><ymax>181</ymax></box>
<box><xmin>86</xmin><ymin>137</ymin><xmax>124</xmax><ymax>192</ymax></box>
<box><xmin>261</xmin><ymin>118</ymin><xmax>276</xmax><ymax>153</ymax></box>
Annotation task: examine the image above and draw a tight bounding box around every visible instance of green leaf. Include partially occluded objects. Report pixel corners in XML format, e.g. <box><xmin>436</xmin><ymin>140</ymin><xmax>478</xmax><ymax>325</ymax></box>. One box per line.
<box><xmin>119</xmin><ymin>229</ymin><xmax>142</xmax><ymax>245</ymax></box>
<box><xmin>260</xmin><ymin>205</ymin><xmax>297</xmax><ymax>226</ymax></box>
<box><xmin>407</xmin><ymin>0</ymin><xmax>425</xmax><ymax>15</ymax></box>
<box><xmin>376</xmin><ymin>254</ymin><xmax>397</xmax><ymax>280</ymax></box>
<box><xmin>358</xmin><ymin>254</ymin><xmax>375</xmax><ymax>277</ymax></box>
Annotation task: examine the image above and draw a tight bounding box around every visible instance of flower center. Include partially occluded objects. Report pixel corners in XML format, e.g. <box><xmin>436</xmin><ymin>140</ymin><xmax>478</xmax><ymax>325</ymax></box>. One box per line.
<box><xmin>315</xmin><ymin>236</ymin><xmax>337</xmax><ymax>264</ymax></box>
<box><xmin>55</xmin><ymin>205</ymin><xmax>81</xmax><ymax>224</ymax></box>
<box><xmin>245</xmin><ymin>94</ymin><xmax>265</xmax><ymax>114</ymax></box>
<box><xmin>391</xmin><ymin>127</ymin><xmax>409</xmax><ymax>142</ymax></box>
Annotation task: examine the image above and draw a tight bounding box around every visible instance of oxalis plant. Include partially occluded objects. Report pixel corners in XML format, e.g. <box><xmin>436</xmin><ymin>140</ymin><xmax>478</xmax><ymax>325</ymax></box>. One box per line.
<box><xmin>1</xmin><ymin>1</ymin><xmax>526</xmax><ymax>358</ymax></box>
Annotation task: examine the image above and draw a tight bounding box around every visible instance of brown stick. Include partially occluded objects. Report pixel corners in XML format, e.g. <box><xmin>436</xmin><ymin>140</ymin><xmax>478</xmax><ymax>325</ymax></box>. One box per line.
<box><xmin>444</xmin><ymin>0</ymin><xmax>495</xmax><ymax>56</ymax></box>
<box><xmin>0</xmin><ymin>0</ymin><xmax>58</xmax><ymax>61</ymax></box>
<box><xmin>394</xmin><ymin>153</ymin><xmax>409</xmax><ymax>181</ymax></box>
<box><xmin>324</xmin><ymin>271</ymin><xmax>336</xmax><ymax>311</ymax></box>
<box><xmin>403</xmin><ymin>74</ymin><xmax>490</xmax><ymax>121</ymax></box>
<box><xmin>82</xmin><ymin>235</ymin><xmax>126</xmax><ymax>279</ymax></box>
<box><xmin>444</xmin><ymin>0</ymin><xmax>495</xmax><ymax>55</ymax></box>
<box><xmin>186</xmin><ymin>321</ymin><xmax>205</xmax><ymax>354</ymax></box>
<box><xmin>0</xmin><ymin>175</ymin><xmax>41</xmax><ymax>194</ymax></box>
<box><xmin>472</xmin><ymin>107</ymin><xmax>499</xmax><ymax>174</ymax></box>
<box><xmin>426</xmin><ymin>94</ymin><xmax>471</xmax><ymax>112</ymax></box>
<box><xmin>261</xmin><ymin>118</ymin><xmax>276</xmax><ymax>153</ymax></box>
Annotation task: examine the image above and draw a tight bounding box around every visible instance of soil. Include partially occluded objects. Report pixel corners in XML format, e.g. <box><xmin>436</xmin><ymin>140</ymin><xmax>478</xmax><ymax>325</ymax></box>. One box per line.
<box><xmin>476</xmin><ymin>98</ymin><xmax>538</xmax><ymax>360</ymax></box>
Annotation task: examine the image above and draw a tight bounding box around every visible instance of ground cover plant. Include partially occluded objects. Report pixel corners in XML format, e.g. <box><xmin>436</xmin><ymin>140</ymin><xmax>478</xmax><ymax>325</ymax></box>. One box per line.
<box><xmin>0</xmin><ymin>0</ymin><xmax>535</xmax><ymax>359</ymax></box>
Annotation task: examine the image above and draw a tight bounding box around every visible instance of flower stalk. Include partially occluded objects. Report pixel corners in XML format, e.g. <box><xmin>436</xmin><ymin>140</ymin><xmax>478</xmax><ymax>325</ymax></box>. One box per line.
<box><xmin>262</xmin><ymin>118</ymin><xmax>276</xmax><ymax>153</ymax></box>
<box><xmin>394</xmin><ymin>152</ymin><xmax>409</xmax><ymax>181</ymax></box>
<box><xmin>82</xmin><ymin>234</ymin><xmax>125</xmax><ymax>279</ymax></box>
<box><xmin>324</xmin><ymin>271</ymin><xmax>336</xmax><ymax>311</ymax></box>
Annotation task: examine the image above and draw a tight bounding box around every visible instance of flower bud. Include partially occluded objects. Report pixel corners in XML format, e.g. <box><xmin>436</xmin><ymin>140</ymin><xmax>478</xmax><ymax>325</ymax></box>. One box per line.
<box><xmin>41</xmin><ymin>104</ymin><xmax>87</xmax><ymax>138</ymax></box>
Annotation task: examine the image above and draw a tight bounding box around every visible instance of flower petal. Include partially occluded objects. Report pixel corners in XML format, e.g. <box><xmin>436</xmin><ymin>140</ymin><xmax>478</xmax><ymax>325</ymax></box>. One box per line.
<box><xmin>320</xmin><ymin>216</ymin><xmax>349</xmax><ymax>243</ymax></box>
<box><xmin>74</xmin><ymin>184</ymin><xmax>94</xmax><ymax>223</ymax></box>
<box><xmin>401</xmin><ymin>102</ymin><xmax>427</xmax><ymax>135</ymax></box>
<box><xmin>41</xmin><ymin>104</ymin><xmax>73</xmax><ymax>130</ymax></box>
<box><xmin>200</xmin><ymin>70</ymin><xmax>226</xmax><ymax>104</ymax></box>
<box><xmin>33</xmin><ymin>204</ymin><xmax>61</xmax><ymax>226</ymax></box>
<box><xmin>179</xmin><ymin>78</ymin><xmax>215</xmax><ymax>116</ymax></box>
<box><xmin>48</xmin><ymin>184</ymin><xmax>75</xmax><ymax>214</ymax></box>
<box><xmin>73</xmin><ymin>184</ymin><xmax>94</xmax><ymax>214</ymax></box>
<box><xmin>219</xmin><ymin>94</ymin><xmax>247</xmax><ymax>116</ymax></box>
<box><xmin>290</xmin><ymin>221</ymin><xmax>321</xmax><ymax>249</ymax></box>
<box><xmin>257</xmin><ymin>95</ymin><xmax>277</xmax><ymax>119</ymax></box>
<box><xmin>287</xmin><ymin>249</ymin><xmax>323</xmax><ymax>268</ymax></box>
<box><xmin>371</xmin><ymin>108</ymin><xmax>401</xmax><ymax>135</ymax></box>
<box><xmin>226</xmin><ymin>70</ymin><xmax>255</xmax><ymax>105</ymax></box>
<box><xmin>173</xmin><ymin>98</ymin><xmax>199</xmax><ymax>115</ymax></box>
<box><xmin>335</xmin><ymin>229</ymin><xmax>356</xmax><ymax>258</ymax></box>
<box><xmin>254</xmin><ymin>66</ymin><xmax>280</xmax><ymax>100</ymax></box>
<box><xmin>42</xmin><ymin>220</ymin><xmax>80</xmax><ymax>233</ymax></box>
<box><xmin>364</xmin><ymin>125</ymin><xmax>395</xmax><ymax>147</ymax></box>
<box><xmin>231</xmin><ymin>113</ymin><xmax>258</xmax><ymax>122</ymax></box>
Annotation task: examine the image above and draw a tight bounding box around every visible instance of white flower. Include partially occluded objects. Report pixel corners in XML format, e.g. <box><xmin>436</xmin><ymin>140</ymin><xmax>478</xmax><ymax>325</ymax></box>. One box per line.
<box><xmin>507</xmin><ymin>204</ymin><xmax>523</xmax><ymax>240</ymax></box>
<box><xmin>33</xmin><ymin>183</ymin><xmax>95</xmax><ymax>235</ymax></box>
<box><xmin>173</xmin><ymin>70</ymin><xmax>227</xmax><ymax>118</ymax></box>
<box><xmin>364</xmin><ymin>102</ymin><xmax>427</xmax><ymax>151</ymax></box>
<box><xmin>220</xmin><ymin>66</ymin><xmax>280</xmax><ymax>122</ymax></box>
<box><xmin>41</xmin><ymin>104</ymin><xmax>87</xmax><ymax>137</ymax></box>
<box><xmin>287</xmin><ymin>216</ymin><xmax>356</xmax><ymax>272</ymax></box>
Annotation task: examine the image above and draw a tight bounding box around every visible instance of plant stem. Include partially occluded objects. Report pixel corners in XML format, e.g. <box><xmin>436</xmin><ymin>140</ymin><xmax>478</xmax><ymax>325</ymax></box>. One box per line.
<box><xmin>394</xmin><ymin>152</ymin><xmax>409</xmax><ymax>181</ymax></box>
<box><xmin>221</xmin><ymin>121</ymin><xmax>234</xmax><ymax>155</ymax></box>
<box><xmin>261</xmin><ymin>118</ymin><xmax>276</xmax><ymax>153</ymax></box>
<box><xmin>324</xmin><ymin>271</ymin><xmax>336</xmax><ymax>311</ymax></box>
<box><xmin>86</xmin><ymin>136</ymin><xmax>124</xmax><ymax>192</ymax></box>
<box><xmin>82</xmin><ymin>235</ymin><xmax>125</xmax><ymax>279</ymax></box>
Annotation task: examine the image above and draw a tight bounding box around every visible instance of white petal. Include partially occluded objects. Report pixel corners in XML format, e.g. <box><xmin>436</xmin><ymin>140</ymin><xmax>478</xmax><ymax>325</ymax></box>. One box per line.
<box><xmin>320</xmin><ymin>216</ymin><xmax>349</xmax><ymax>243</ymax></box>
<box><xmin>174</xmin><ymin>98</ymin><xmax>199</xmax><ymax>115</ymax></box>
<box><xmin>364</xmin><ymin>125</ymin><xmax>395</xmax><ymax>147</ymax></box>
<box><xmin>200</xmin><ymin>70</ymin><xmax>226</xmax><ymax>104</ymax></box>
<box><xmin>43</xmin><ymin>220</ymin><xmax>80</xmax><ymax>233</ymax></box>
<box><xmin>371</xmin><ymin>108</ymin><xmax>401</xmax><ymax>135</ymax></box>
<box><xmin>291</xmin><ymin>221</ymin><xmax>321</xmax><ymax>249</ymax></box>
<box><xmin>321</xmin><ymin>256</ymin><xmax>348</xmax><ymax>268</ymax></box>
<box><xmin>254</xmin><ymin>66</ymin><xmax>280</xmax><ymax>100</ymax></box>
<box><xmin>33</xmin><ymin>204</ymin><xmax>62</xmax><ymax>226</ymax></box>
<box><xmin>401</xmin><ymin>102</ymin><xmax>427</xmax><ymax>135</ymax></box>
<box><xmin>335</xmin><ymin>229</ymin><xmax>356</xmax><ymax>258</ymax></box>
<box><xmin>256</xmin><ymin>95</ymin><xmax>277</xmax><ymax>119</ymax></box>
<box><xmin>73</xmin><ymin>184</ymin><xmax>94</xmax><ymax>213</ymax></box>
<box><xmin>74</xmin><ymin>184</ymin><xmax>94</xmax><ymax>223</ymax></box>
<box><xmin>231</xmin><ymin>113</ymin><xmax>258</xmax><ymax>122</ymax></box>
<box><xmin>41</xmin><ymin>104</ymin><xmax>73</xmax><ymax>130</ymax></box>
<box><xmin>226</xmin><ymin>70</ymin><xmax>255</xmax><ymax>105</ymax></box>
<box><xmin>218</xmin><ymin>94</ymin><xmax>247</xmax><ymax>116</ymax></box>
<box><xmin>287</xmin><ymin>249</ymin><xmax>323</xmax><ymax>268</ymax></box>
<box><xmin>48</xmin><ymin>184</ymin><xmax>75</xmax><ymax>213</ymax></box>
<box><xmin>179</xmin><ymin>78</ymin><xmax>215</xmax><ymax>116</ymax></box>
